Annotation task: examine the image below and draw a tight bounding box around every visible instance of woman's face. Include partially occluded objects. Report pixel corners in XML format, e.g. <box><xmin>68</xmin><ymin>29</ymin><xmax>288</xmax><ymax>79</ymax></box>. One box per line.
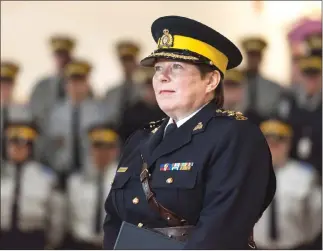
<box><xmin>265</xmin><ymin>135</ymin><xmax>291</xmax><ymax>166</ymax></box>
<box><xmin>66</xmin><ymin>76</ymin><xmax>90</xmax><ymax>101</ymax></box>
<box><xmin>301</xmin><ymin>72</ymin><xmax>322</xmax><ymax>96</ymax></box>
<box><xmin>7</xmin><ymin>141</ymin><xmax>30</xmax><ymax>163</ymax></box>
<box><xmin>152</xmin><ymin>59</ymin><xmax>217</xmax><ymax>119</ymax></box>
<box><xmin>0</xmin><ymin>80</ymin><xmax>14</xmax><ymax>104</ymax></box>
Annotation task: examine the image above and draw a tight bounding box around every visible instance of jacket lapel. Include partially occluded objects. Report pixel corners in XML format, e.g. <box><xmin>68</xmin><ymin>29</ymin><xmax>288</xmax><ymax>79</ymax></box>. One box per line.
<box><xmin>140</xmin><ymin>119</ymin><xmax>168</xmax><ymax>167</ymax></box>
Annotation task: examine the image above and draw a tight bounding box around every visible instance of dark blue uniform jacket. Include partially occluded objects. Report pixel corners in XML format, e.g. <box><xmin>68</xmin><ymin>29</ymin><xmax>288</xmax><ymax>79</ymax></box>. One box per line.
<box><xmin>103</xmin><ymin>102</ymin><xmax>276</xmax><ymax>249</ymax></box>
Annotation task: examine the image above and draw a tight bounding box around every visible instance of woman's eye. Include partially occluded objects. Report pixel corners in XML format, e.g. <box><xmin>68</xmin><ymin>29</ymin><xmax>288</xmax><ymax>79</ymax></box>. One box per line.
<box><xmin>154</xmin><ymin>65</ymin><xmax>162</xmax><ymax>72</ymax></box>
<box><xmin>173</xmin><ymin>63</ymin><xmax>183</xmax><ymax>70</ymax></box>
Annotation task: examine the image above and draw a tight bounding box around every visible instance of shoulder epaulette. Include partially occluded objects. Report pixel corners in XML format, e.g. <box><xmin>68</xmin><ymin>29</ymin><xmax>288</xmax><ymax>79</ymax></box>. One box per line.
<box><xmin>143</xmin><ymin>118</ymin><xmax>166</xmax><ymax>130</ymax></box>
<box><xmin>215</xmin><ymin>109</ymin><xmax>248</xmax><ymax>121</ymax></box>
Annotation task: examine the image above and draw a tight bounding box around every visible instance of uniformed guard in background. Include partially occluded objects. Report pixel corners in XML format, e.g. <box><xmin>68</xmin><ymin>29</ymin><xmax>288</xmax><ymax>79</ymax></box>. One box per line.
<box><xmin>119</xmin><ymin>67</ymin><xmax>166</xmax><ymax>143</ymax></box>
<box><xmin>286</xmin><ymin>18</ymin><xmax>322</xmax><ymax>90</ymax></box>
<box><xmin>44</xmin><ymin>59</ymin><xmax>104</xmax><ymax>175</ymax></box>
<box><xmin>277</xmin><ymin>34</ymin><xmax>322</xmax><ymax>178</ymax></box>
<box><xmin>29</xmin><ymin>35</ymin><xmax>75</xmax><ymax>134</ymax></box>
<box><xmin>0</xmin><ymin>120</ymin><xmax>58</xmax><ymax>249</ymax></box>
<box><xmin>1</xmin><ymin>61</ymin><xmax>20</xmax><ymax>162</ymax></box>
<box><xmin>223</xmin><ymin>68</ymin><xmax>264</xmax><ymax>126</ymax></box>
<box><xmin>103</xmin><ymin>40</ymin><xmax>142</xmax><ymax>124</ymax></box>
<box><xmin>240</xmin><ymin>37</ymin><xmax>283</xmax><ymax>118</ymax></box>
<box><xmin>254</xmin><ymin>118</ymin><xmax>321</xmax><ymax>249</ymax></box>
<box><xmin>61</xmin><ymin>123</ymin><xmax>120</xmax><ymax>249</ymax></box>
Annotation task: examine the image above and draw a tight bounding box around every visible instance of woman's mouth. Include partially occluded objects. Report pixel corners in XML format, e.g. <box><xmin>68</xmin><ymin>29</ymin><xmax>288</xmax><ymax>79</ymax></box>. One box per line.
<box><xmin>159</xmin><ymin>90</ymin><xmax>175</xmax><ymax>94</ymax></box>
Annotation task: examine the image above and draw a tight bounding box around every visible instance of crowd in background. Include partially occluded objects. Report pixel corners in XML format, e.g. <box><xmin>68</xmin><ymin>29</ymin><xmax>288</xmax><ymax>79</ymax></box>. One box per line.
<box><xmin>0</xmin><ymin>15</ymin><xmax>322</xmax><ymax>250</ymax></box>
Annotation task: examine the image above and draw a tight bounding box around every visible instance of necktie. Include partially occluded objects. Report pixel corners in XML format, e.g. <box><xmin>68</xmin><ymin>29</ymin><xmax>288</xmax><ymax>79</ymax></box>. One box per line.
<box><xmin>119</xmin><ymin>81</ymin><xmax>132</xmax><ymax>124</ymax></box>
<box><xmin>11</xmin><ymin>163</ymin><xmax>23</xmax><ymax>231</ymax></box>
<box><xmin>72</xmin><ymin>105</ymin><xmax>81</xmax><ymax>171</ymax></box>
<box><xmin>269</xmin><ymin>197</ymin><xmax>278</xmax><ymax>241</ymax></box>
<box><xmin>164</xmin><ymin>121</ymin><xmax>177</xmax><ymax>139</ymax></box>
<box><xmin>1</xmin><ymin>106</ymin><xmax>8</xmax><ymax>160</ymax></box>
<box><xmin>247</xmin><ymin>73</ymin><xmax>258</xmax><ymax>109</ymax></box>
<box><xmin>94</xmin><ymin>173</ymin><xmax>104</xmax><ymax>234</ymax></box>
<box><xmin>57</xmin><ymin>76</ymin><xmax>66</xmax><ymax>99</ymax></box>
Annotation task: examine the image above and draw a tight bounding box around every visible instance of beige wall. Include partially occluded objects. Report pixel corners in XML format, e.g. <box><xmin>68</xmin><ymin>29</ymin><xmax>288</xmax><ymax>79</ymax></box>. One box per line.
<box><xmin>1</xmin><ymin>1</ymin><xmax>321</xmax><ymax>102</ymax></box>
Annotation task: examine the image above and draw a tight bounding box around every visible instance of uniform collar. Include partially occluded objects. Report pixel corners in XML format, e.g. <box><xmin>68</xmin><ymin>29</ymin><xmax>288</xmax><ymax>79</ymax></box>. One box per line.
<box><xmin>297</xmin><ymin>86</ymin><xmax>322</xmax><ymax>111</ymax></box>
<box><xmin>2</xmin><ymin>160</ymin><xmax>34</xmax><ymax>177</ymax></box>
<box><xmin>140</xmin><ymin>101</ymin><xmax>218</xmax><ymax>167</ymax></box>
<box><xmin>165</xmin><ymin>102</ymin><xmax>209</xmax><ymax>129</ymax></box>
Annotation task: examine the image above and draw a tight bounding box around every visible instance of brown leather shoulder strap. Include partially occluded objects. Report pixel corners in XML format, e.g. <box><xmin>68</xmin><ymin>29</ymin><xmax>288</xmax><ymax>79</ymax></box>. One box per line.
<box><xmin>140</xmin><ymin>155</ymin><xmax>187</xmax><ymax>227</ymax></box>
<box><xmin>139</xmin><ymin>155</ymin><xmax>256</xmax><ymax>248</ymax></box>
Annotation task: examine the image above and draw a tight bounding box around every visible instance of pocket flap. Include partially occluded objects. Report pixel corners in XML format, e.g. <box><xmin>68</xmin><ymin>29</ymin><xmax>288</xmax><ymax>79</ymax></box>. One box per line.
<box><xmin>151</xmin><ymin>169</ymin><xmax>198</xmax><ymax>189</ymax></box>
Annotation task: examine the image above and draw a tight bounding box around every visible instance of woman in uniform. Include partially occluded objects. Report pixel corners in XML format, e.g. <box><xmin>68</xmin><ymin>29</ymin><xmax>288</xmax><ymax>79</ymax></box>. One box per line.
<box><xmin>62</xmin><ymin>123</ymin><xmax>120</xmax><ymax>250</ymax></box>
<box><xmin>254</xmin><ymin>117</ymin><xmax>321</xmax><ymax>249</ymax></box>
<box><xmin>0</xmin><ymin>120</ymin><xmax>58</xmax><ymax>249</ymax></box>
<box><xmin>103</xmin><ymin>15</ymin><xmax>276</xmax><ymax>250</ymax></box>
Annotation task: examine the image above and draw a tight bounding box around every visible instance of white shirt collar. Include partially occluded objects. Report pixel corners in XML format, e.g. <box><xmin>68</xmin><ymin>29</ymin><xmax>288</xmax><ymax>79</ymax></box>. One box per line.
<box><xmin>165</xmin><ymin>102</ymin><xmax>210</xmax><ymax>129</ymax></box>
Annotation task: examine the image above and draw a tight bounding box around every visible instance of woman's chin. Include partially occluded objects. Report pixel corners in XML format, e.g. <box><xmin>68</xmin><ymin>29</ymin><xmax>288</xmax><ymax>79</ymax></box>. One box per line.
<box><xmin>157</xmin><ymin>100</ymin><xmax>177</xmax><ymax>114</ymax></box>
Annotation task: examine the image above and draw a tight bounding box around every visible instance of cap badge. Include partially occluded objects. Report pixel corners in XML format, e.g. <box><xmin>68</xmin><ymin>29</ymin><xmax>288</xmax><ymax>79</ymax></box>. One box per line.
<box><xmin>158</xmin><ymin>29</ymin><xmax>173</xmax><ymax>49</ymax></box>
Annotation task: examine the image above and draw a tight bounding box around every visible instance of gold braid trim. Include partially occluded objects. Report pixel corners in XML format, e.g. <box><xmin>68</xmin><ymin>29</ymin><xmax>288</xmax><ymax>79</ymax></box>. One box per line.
<box><xmin>216</xmin><ymin>109</ymin><xmax>248</xmax><ymax>120</ymax></box>
<box><xmin>149</xmin><ymin>52</ymin><xmax>199</xmax><ymax>61</ymax></box>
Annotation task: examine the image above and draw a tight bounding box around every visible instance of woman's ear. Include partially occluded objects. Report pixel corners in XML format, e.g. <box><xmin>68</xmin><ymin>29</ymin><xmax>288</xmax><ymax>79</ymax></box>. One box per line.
<box><xmin>206</xmin><ymin>70</ymin><xmax>221</xmax><ymax>94</ymax></box>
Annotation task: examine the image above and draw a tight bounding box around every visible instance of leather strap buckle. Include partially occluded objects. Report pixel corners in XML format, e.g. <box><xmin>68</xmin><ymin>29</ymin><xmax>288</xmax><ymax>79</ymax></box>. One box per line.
<box><xmin>140</xmin><ymin>168</ymin><xmax>150</xmax><ymax>182</ymax></box>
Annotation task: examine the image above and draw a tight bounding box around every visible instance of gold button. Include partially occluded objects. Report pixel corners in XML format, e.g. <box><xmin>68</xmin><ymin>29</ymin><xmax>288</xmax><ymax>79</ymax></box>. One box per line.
<box><xmin>166</xmin><ymin>177</ymin><xmax>173</xmax><ymax>184</ymax></box>
<box><xmin>138</xmin><ymin>223</ymin><xmax>143</xmax><ymax>228</ymax></box>
<box><xmin>132</xmin><ymin>197</ymin><xmax>139</xmax><ymax>204</ymax></box>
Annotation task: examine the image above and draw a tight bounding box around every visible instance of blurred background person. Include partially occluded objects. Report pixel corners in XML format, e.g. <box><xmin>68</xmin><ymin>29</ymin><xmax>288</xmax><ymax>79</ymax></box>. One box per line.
<box><xmin>29</xmin><ymin>35</ymin><xmax>75</xmax><ymax>134</ymax></box>
<box><xmin>44</xmin><ymin>59</ymin><xmax>104</xmax><ymax>176</ymax></box>
<box><xmin>0</xmin><ymin>120</ymin><xmax>58</xmax><ymax>250</ymax></box>
<box><xmin>57</xmin><ymin>123</ymin><xmax>119</xmax><ymax>249</ymax></box>
<box><xmin>118</xmin><ymin>67</ymin><xmax>165</xmax><ymax>143</ymax></box>
<box><xmin>277</xmin><ymin>33</ymin><xmax>322</xmax><ymax>178</ymax></box>
<box><xmin>223</xmin><ymin>68</ymin><xmax>264</xmax><ymax>126</ymax></box>
<box><xmin>1</xmin><ymin>61</ymin><xmax>20</xmax><ymax>162</ymax></box>
<box><xmin>103</xmin><ymin>40</ymin><xmax>142</xmax><ymax>125</ymax></box>
<box><xmin>286</xmin><ymin>18</ymin><xmax>322</xmax><ymax>90</ymax></box>
<box><xmin>240</xmin><ymin>37</ymin><xmax>284</xmax><ymax>118</ymax></box>
<box><xmin>290</xmin><ymin>34</ymin><xmax>322</xmax><ymax>179</ymax></box>
<box><xmin>254</xmin><ymin>117</ymin><xmax>321</xmax><ymax>250</ymax></box>
<box><xmin>0</xmin><ymin>61</ymin><xmax>18</xmax><ymax>107</ymax></box>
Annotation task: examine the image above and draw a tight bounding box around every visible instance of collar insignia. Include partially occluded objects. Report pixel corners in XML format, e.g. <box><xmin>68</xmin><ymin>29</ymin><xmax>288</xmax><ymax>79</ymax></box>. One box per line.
<box><xmin>193</xmin><ymin>122</ymin><xmax>203</xmax><ymax>131</ymax></box>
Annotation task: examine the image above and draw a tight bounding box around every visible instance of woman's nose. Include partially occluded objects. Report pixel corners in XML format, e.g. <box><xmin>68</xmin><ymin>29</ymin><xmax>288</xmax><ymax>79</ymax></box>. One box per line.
<box><xmin>157</xmin><ymin>68</ymin><xmax>171</xmax><ymax>83</ymax></box>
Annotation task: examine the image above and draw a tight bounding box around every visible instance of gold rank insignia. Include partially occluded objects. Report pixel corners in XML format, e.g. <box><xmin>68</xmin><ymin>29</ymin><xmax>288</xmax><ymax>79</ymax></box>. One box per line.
<box><xmin>235</xmin><ymin>111</ymin><xmax>248</xmax><ymax>120</ymax></box>
<box><xmin>151</xmin><ymin>127</ymin><xmax>159</xmax><ymax>134</ymax></box>
<box><xmin>117</xmin><ymin>167</ymin><xmax>128</xmax><ymax>173</ymax></box>
<box><xmin>193</xmin><ymin>122</ymin><xmax>203</xmax><ymax>131</ymax></box>
<box><xmin>216</xmin><ymin>109</ymin><xmax>248</xmax><ymax>120</ymax></box>
<box><xmin>144</xmin><ymin>118</ymin><xmax>166</xmax><ymax>130</ymax></box>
